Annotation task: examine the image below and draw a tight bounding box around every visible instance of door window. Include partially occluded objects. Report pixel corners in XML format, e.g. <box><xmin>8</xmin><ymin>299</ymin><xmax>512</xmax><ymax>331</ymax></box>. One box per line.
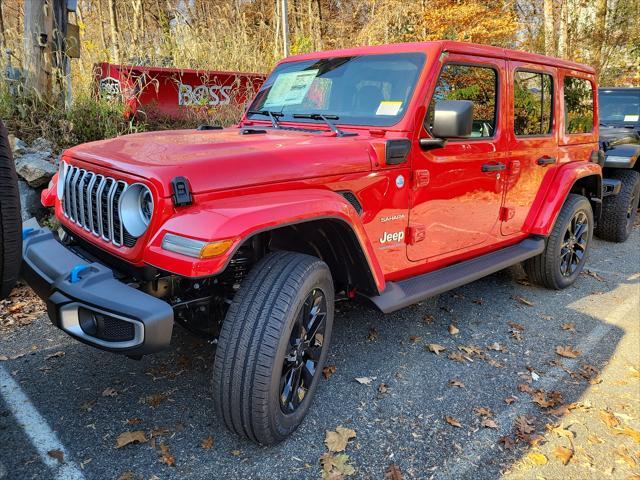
<box><xmin>564</xmin><ymin>77</ymin><xmax>594</xmax><ymax>134</ymax></box>
<box><xmin>514</xmin><ymin>71</ymin><xmax>553</xmax><ymax>136</ymax></box>
<box><xmin>427</xmin><ymin>64</ymin><xmax>498</xmax><ymax>138</ymax></box>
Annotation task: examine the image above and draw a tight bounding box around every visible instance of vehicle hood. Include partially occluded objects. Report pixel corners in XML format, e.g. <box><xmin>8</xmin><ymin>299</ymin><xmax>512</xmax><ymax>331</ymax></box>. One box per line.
<box><xmin>66</xmin><ymin>128</ymin><xmax>375</xmax><ymax>196</ymax></box>
<box><xmin>599</xmin><ymin>126</ymin><xmax>640</xmax><ymax>148</ymax></box>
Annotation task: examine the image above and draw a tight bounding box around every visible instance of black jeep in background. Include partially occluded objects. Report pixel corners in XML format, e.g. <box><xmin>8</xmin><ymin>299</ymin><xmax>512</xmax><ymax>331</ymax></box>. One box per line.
<box><xmin>597</xmin><ymin>87</ymin><xmax>640</xmax><ymax>242</ymax></box>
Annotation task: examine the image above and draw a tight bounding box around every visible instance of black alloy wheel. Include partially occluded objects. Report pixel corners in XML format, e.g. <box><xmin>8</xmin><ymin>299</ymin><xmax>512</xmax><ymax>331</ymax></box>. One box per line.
<box><xmin>280</xmin><ymin>288</ymin><xmax>327</xmax><ymax>414</ymax></box>
<box><xmin>560</xmin><ymin>211</ymin><xmax>589</xmax><ymax>277</ymax></box>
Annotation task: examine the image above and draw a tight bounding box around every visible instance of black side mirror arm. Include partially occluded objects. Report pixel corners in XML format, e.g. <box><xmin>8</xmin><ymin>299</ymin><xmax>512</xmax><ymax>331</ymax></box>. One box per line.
<box><xmin>419</xmin><ymin>138</ymin><xmax>447</xmax><ymax>151</ymax></box>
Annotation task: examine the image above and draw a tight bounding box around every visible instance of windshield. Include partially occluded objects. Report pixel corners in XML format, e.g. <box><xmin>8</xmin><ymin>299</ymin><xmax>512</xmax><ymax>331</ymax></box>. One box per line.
<box><xmin>599</xmin><ymin>89</ymin><xmax>640</xmax><ymax>125</ymax></box>
<box><xmin>246</xmin><ymin>52</ymin><xmax>426</xmax><ymax>127</ymax></box>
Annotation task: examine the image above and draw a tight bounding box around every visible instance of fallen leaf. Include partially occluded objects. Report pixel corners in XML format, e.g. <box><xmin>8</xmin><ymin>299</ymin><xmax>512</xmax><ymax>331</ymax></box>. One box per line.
<box><xmin>553</xmin><ymin>446</ymin><xmax>573</xmax><ymax>465</ymax></box>
<box><xmin>616</xmin><ymin>446</ymin><xmax>637</xmax><ymax>468</ymax></box>
<box><xmin>384</xmin><ymin>463</ymin><xmax>403</xmax><ymax>480</ymax></box>
<box><xmin>321</xmin><ymin>452</ymin><xmax>356</xmax><ymax>477</ymax></box>
<box><xmin>600</xmin><ymin>409</ymin><xmax>621</xmax><ymax>429</ymax></box>
<box><xmin>378</xmin><ymin>383</ymin><xmax>389</xmax><ymax>394</ymax></box>
<box><xmin>115</xmin><ymin>431</ymin><xmax>147</xmax><ymax>449</ymax></box>
<box><xmin>583</xmin><ymin>269</ymin><xmax>604</xmax><ymax>281</ymax></box>
<box><xmin>488</xmin><ymin>342</ymin><xmax>505</xmax><ymax>352</ymax></box>
<box><xmin>449</xmin><ymin>379</ymin><xmax>465</xmax><ymax>388</ymax></box>
<box><xmin>481</xmin><ymin>418</ymin><xmax>499</xmax><ymax>429</ymax></box>
<box><xmin>472</xmin><ymin>298</ymin><xmax>485</xmax><ymax>305</ymax></box>
<box><xmin>508</xmin><ymin>321</ymin><xmax>525</xmax><ymax>331</ymax></box>
<box><xmin>445</xmin><ymin>416</ymin><xmax>462</xmax><ymax>428</ymax></box>
<box><xmin>515</xmin><ymin>415</ymin><xmax>536</xmax><ymax>436</ymax></box>
<box><xmin>354</xmin><ymin>377</ymin><xmax>374</xmax><ymax>385</ymax></box>
<box><xmin>427</xmin><ymin>344</ymin><xmax>446</xmax><ymax>355</ymax></box>
<box><xmin>499</xmin><ymin>436</ymin><xmax>515</xmax><ymax>449</ymax></box>
<box><xmin>367</xmin><ymin>328</ymin><xmax>378</xmax><ymax>341</ymax></box>
<box><xmin>409</xmin><ymin>335</ymin><xmax>422</xmax><ymax>343</ymax></box>
<box><xmin>143</xmin><ymin>393</ymin><xmax>168</xmax><ymax>408</ymax></box>
<box><xmin>561</xmin><ymin>323</ymin><xmax>576</xmax><ymax>331</ymax></box>
<box><xmin>231</xmin><ymin>450</ymin><xmax>241</xmax><ymax>456</ymax></box>
<box><xmin>322</xmin><ymin>365</ymin><xmax>336</xmax><ymax>379</ymax></box>
<box><xmin>47</xmin><ymin>449</ymin><xmax>64</xmax><ymax>464</ymax></box>
<box><xmin>505</xmin><ymin>396</ymin><xmax>518</xmax><ymax>405</ymax></box>
<box><xmin>126</xmin><ymin>417</ymin><xmax>143</xmax><ymax>425</ymax></box>
<box><xmin>616</xmin><ymin>426</ymin><xmax>640</xmax><ymax>444</ymax></box>
<box><xmin>448</xmin><ymin>352</ymin><xmax>468</xmax><ymax>363</ymax></box>
<box><xmin>474</xmin><ymin>407</ymin><xmax>492</xmax><ymax>417</ymax></box>
<box><xmin>587</xmin><ymin>434</ymin><xmax>603</xmax><ymax>444</ymax></box>
<box><xmin>102</xmin><ymin>387</ymin><xmax>118</xmax><ymax>397</ymax></box>
<box><xmin>325</xmin><ymin>426</ymin><xmax>356</xmax><ymax>453</ymax></box>
<box><xmin>45</xmin><ymin>351</ymin><xmax>65</xmax><ymax>360</ymax></box>
<box><xmin>515</xmin><ymin>296</ymin><xmax>534</xmax><ymax>306</ymax></box>
<box><xmin>448</xmin><ymin>324</ymin><xmax>459</xmax><ymax>335</ymax></box>
<box><xmin>555</xmin><ymin>345</ymin><xmax>581</xmax><ymax>358</ymax></box>
<box><xmin>423</xmin><ymin>314</ymin><xmax>435</xmax><ymax>324</ymax></box>
<box><xmin>201</xmin><ymin>436</ymin><xmax>214</xmax><ymax>450</ymax></box>
<box><xmin>159</xmin><ymin>442</ymin><xmax>175</xmax><ymax>466</ymax></box>
<box><xmin>527</xmin><ymin>451</ymin><xmax>548</xmax><ymax>465</ymax></box>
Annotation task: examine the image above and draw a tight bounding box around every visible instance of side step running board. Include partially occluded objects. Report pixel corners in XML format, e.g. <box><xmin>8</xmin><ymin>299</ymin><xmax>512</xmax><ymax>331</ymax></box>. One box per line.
<box><xmin>366</xmin><ymin>237</ymin><xmax>545</xmax><ymax>313</ymax></box>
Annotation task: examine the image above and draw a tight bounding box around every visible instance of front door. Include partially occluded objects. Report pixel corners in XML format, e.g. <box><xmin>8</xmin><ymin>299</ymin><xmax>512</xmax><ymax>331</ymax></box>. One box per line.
<box><xmin>407</xmin><ymin>56</ymin><xmax>507</xmax><ymax>262</ymax></box>
<box><xmin>501</xmin><ymin>62</ymin><xmax>558</xmax><ymax>236</ymax></box>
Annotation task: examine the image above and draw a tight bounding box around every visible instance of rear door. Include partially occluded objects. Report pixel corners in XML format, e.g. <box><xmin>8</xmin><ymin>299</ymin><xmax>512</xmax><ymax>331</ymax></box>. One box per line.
<box><xmin>408</xmin><ymin>56</ymin><xmax>508</xmax><ymax>261</ymax></box>
<box><xmin>501</xmin><ymin>62</ymin><xmax>558</xmax><ymax>236</ymax></box>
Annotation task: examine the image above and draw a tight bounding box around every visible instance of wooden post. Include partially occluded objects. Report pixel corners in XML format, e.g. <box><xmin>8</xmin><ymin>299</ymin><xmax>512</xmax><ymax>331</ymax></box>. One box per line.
<box><xmin>24</xmin><ymin>0</ymin><xmax>52</xmax><ymax>100</ymax></box>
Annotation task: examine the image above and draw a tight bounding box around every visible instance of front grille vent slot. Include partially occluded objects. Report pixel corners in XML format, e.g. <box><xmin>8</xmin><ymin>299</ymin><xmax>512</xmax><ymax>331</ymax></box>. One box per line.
<box><xmin>62</xmin><ymin>166</ymin><xmax>136</xmax><ymax>248</ymax></box>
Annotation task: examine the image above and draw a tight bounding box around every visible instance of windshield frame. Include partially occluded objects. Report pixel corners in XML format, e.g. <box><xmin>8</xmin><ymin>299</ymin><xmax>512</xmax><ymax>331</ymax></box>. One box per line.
<box><xmin>245</xmin><ymin>52</ymin><xmax>427</xmax><ymax>129</ymax></box>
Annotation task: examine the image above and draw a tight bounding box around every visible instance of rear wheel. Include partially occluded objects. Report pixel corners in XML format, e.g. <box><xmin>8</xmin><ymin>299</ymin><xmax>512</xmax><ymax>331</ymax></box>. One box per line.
<box><xmin>595</xmin><ymin>170</ymin><xmax>640</xmax><ymax>243</ymax></box>
<box><xmin>0</xmin><ymin>120</ymin><xmax>22</xmax><ymax>299</ymax></box>
<box><xmin>524</xmin><ymin>194</ymin><xmax>593</xmax><ymax>289</ymax></box>
<box><xmin>213</xmin><ymin>251</ymin><xmax>334</xmax><ymax>445</ymax></box>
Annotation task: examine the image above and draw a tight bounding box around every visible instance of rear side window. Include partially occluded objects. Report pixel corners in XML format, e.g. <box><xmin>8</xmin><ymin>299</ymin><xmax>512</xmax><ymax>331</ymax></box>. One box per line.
<box><xmin>514</xmin><ymin>71</ymin><xmax>553</xmax><ymax>136</ymax></box>
<box><xmin>564</xmin><ymin>77</ymin><xmax>594</xmax><ymax>134</ymax></box>
<box><xmin>428</xmin><ymin>64</ymin><xmax>498</xmax><ymax>138</ymax></box>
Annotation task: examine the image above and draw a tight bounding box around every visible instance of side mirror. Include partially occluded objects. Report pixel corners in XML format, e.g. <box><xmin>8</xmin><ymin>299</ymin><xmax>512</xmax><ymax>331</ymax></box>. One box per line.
<box><xmin>432</xmin><ymin>100</ymin><xmax>474</xmax><ymax>138</ymax></box>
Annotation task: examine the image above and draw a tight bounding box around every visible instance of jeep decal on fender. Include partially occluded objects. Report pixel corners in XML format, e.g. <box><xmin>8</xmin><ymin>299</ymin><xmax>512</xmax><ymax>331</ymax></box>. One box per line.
<box><xmin>379</xmin><ymin>231</ymin><xmax>405</xmax><ymax>244</ymax></box>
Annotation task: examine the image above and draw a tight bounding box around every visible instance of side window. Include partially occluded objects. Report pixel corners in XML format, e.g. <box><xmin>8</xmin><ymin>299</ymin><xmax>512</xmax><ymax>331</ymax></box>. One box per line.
<box><xmin>514</xmin><ymin>71</ymin><xmax>553</xmax><ymax>136</ymax></box>
<box><xmin>427</xmin><ymin>64</ymin><xmax>498</xmax><ymax>138</ymax></box>
<box><xmin>564</xmin><ymin>77</ymin><xmax>594</xmax><ymax>134</ymax></box>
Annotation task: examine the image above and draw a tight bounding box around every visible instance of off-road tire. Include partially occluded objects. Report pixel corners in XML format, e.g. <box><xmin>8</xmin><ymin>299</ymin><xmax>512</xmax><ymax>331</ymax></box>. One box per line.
<box><xmin>213</xmin><ymin>251</ymin><xmax>334</xmax><ymax>445</ymax></box>
<box><xmin>0</xmin><ymin>120</ymin><xmax>22</xmax><ymax>299</ymax></box>
<box><xmin>524</xmin><ymin>194</ymin><xmax>593</xmax><ymax>290</ymax></box>
<box><xmin>595</xmin><ymin>170</ymin><xmax>640</xmax><ymax>243</ymax></box>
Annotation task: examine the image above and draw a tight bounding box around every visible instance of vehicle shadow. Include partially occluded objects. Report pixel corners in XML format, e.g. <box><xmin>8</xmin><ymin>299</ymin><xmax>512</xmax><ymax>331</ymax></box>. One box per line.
<box><xmin>0</xmin><ymin>239</ymin><xmax>634</xmax><ymax>480</ymax></box>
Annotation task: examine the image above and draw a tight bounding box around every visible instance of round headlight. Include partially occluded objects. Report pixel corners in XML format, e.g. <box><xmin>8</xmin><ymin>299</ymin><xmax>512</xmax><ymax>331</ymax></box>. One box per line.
<box><xmin>57</xmin><ymin>161</ymin><xmax>67</xmax><ymax>199</ymax></box>
<box><xmin>120</xmin><ymin>183</ymin><xmax>154</xmax><ymax>238</ymax></box>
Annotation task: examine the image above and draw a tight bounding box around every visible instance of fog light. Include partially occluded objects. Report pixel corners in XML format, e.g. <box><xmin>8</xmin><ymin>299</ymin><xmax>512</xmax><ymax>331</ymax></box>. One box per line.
<box><xmin>78</xmin><ymin>308</ymin><xmax>98</xmax><ymax>336</ymax></box>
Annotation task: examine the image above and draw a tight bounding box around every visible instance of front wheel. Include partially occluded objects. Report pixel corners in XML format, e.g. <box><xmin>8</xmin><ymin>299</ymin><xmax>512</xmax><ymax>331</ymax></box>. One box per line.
<box><xmin>213</xmin><ymin>251</ymin><xmax>334</xmax><ymax>445</ymax></box>
<box><xmin>524</xmin><ymin>194</ymin><xmax>593</xmax><ymax>289</ymax></box>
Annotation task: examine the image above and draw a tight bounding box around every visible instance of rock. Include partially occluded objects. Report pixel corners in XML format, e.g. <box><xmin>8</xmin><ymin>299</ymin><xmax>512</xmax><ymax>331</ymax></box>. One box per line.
<box><xmin>8</xmin><ymin>134</ymin><xmax>27</xmax><ymax>156</ymax></box>
<box><xmin>18</xmin><ymin>180</ymin><xmax>46</xmax><ymax>222</ymax></box>
<box><xmin>15</xmin><ymin>152</ymin><xmax>57</xmax><ymax>188</ymax></box>
<box><xmin>30</xmin><ymin>137</ymin><xmax>54</xmax><ymax>155</ymax></box>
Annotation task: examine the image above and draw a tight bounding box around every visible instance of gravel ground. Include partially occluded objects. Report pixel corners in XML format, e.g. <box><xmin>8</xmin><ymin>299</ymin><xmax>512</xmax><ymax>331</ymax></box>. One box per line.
<box><xmin>0</xmin><ymin>225</ymin><xmax>638</xmax><ymax>480</ymax></box>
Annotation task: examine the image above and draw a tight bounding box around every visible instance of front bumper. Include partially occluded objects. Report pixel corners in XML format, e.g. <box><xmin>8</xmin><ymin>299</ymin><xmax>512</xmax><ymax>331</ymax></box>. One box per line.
<box><xmin>21</xmin><ymin>220</ymin><xmax>173</xmax><ymax>356</ymax></box>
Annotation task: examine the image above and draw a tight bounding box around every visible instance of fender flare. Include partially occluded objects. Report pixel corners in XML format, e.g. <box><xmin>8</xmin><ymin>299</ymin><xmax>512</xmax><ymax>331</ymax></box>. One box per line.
<box><xmin>143</xmin><ymin>189</ymin><xmax>385</xmax><ymax>291</ymax></box>
<box><xmin>526</xmin><ymin>161</ymin><xmax>602</xmax><ymax>236</ymax></box>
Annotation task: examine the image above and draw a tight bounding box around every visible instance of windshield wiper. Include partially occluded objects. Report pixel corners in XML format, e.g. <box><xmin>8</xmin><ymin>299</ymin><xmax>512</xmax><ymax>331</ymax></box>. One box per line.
<box><xmin>293</xmin><ymin>113</ymin><xmax>356</xmax><ymax>137</ymax></box>
<box><xmin>247</xmin><ymin>109</ymin><xmax>283</xmax><ymax>129</ymax></box>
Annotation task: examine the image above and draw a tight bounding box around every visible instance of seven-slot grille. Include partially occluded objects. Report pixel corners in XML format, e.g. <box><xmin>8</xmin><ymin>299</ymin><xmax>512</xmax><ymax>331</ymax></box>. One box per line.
<box><xmin>61</xmin><ymin>166</ymin><xmax>135</xmax><ymax>248</ymax></box>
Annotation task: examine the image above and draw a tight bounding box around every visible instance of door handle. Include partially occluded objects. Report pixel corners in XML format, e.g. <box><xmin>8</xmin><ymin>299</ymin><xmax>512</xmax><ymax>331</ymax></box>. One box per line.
<box><xmin>537</xmin><ymin>156</ymin><xmax>557</xmax><ymax>166</ymax></box>
<box><xmin>481</xmin><ymin>162</ymin><xmax>506</xmax><ymax>173</ymax></box>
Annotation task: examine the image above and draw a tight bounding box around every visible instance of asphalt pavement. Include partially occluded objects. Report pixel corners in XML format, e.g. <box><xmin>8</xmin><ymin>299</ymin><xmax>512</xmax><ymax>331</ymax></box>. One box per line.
<box><xmin>0</xmin><ymin>224</ymin><xmax>638</xmax><ymax>480</ymax></box>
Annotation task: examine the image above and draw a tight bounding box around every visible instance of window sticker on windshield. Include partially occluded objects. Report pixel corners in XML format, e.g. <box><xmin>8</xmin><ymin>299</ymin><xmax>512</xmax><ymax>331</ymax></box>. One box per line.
<box><xmin>624</xmin><ymin>114</ymin><xmax>639</xmax><ymax>122</ymax></box>
<box><xmin>376</xmin><ymin>101</ymin><xmax>402</xmax><ymax>116</ymax></box>
<box><xmin>264</xmin><ymin>69</ymin><xmax>319</xmax><ymax>107</ymax></box>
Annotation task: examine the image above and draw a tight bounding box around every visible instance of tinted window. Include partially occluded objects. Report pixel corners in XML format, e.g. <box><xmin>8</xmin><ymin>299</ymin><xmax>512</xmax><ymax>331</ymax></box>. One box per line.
<box><xmin>427</xmin><ymin>64</ymin><xmax>497</xmax><ymax>138</ymax></box>
<box><xmin>514</xmin><ymin>71</ymin><xmax>553</xmax><ymax>136</ymax></box>
<box><xmin>247</xmin><ymin>53</ymin><xmax>425</xmax><ymax>127</ymax></box>
<box><xmin>599</xmin><ymin>89</ymin><xmax>640</xmax><ymax>126</ymax></box>
<box><xmin>564</xmin><ymin>77</ymin><xmax>594</xmax><ymax>133</ymax></box>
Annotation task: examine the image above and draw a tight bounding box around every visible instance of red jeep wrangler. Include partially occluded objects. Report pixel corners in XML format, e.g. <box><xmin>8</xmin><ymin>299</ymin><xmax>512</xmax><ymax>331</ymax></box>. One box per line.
<box><xmin>23</xmin><ymin>41</ymin><xmax>602</xmax><ymax>445</ymax></box>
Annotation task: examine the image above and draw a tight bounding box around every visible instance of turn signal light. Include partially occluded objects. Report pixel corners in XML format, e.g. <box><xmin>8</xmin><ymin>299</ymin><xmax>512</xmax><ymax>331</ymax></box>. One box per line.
<box><xmin>200</xmin><ymin>240</ymin><xmax>234</xmax><ymax>258</ymax></box>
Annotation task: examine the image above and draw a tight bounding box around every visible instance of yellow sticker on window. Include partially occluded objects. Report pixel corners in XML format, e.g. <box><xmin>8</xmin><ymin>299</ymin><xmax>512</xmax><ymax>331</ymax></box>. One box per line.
<box><xmin>376</xmin><ymin>101</ymin><xmax>402</xmax><ymax>116</ymax></box>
